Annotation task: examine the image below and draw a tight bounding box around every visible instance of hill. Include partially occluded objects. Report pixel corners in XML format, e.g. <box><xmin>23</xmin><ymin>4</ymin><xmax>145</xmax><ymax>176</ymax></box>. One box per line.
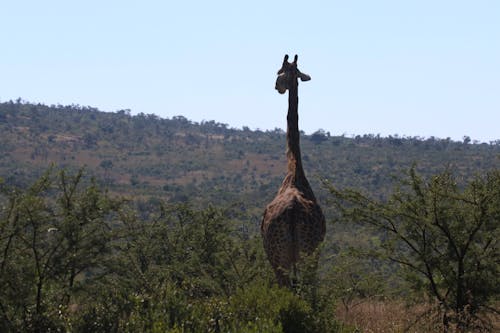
<box><xmin>1</xmin><ymin>99</ymin><xmax>499</xmax><ymax>225</ymax></box>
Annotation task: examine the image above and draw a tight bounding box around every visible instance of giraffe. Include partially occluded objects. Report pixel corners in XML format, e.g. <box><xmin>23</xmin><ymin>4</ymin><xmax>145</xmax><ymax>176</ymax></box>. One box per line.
<box><xmin>261</xmin><ymin>55</ymin><xmax>326</xmax><ymax>287</ymax></box>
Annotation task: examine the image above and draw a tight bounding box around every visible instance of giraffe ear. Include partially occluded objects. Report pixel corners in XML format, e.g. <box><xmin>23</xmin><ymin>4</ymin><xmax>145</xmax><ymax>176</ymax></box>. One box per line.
<box><xmin>298</xmin><ymin>71</ymin><xmax>311</xmax><ymax>81</ymax></box>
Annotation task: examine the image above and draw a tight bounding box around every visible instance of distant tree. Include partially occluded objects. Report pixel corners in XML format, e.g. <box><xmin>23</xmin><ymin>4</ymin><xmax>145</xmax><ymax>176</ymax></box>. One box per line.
<box><xmin>310</xmin><ymin>129</ymin><xmax>328</xmax><ymax>144</ymax></box>
<box><xmin>99</xmin><ymin>160</ymin><xmax>113</xmax><ymax>182</ymax></box>
<box><xmin>327</xmin><ymin>168</ymin><xmax>500</xmax><ymax>331</ymax></box>
<box><xmin>82</xmin><ymin>133</ymin><xmax>97</xmax><ymax>148</ymax></box>
<box><xmin>130</xmin><ymin>174</ymin><xmax>140</xmax><ymax>186</ymax></box>
<box><xmin>116</xmin><ymin>109</ymin><xmax>131</xmax><ymax>116</ymax></box>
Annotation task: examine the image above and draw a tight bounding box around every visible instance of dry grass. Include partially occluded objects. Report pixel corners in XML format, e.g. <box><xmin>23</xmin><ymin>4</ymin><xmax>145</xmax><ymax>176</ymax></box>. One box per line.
<box><xmin>335</xmin><ymin>300</ymin><xmax>500</xmax><ymax>333</ymax></box>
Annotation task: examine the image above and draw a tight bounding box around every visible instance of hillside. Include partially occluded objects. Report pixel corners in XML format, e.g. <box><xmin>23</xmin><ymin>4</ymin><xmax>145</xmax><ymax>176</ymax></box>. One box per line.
<box><xmin>1</xmin><ymin>100</ymin><xmax>499</xmax><ymax>223</ymax></box>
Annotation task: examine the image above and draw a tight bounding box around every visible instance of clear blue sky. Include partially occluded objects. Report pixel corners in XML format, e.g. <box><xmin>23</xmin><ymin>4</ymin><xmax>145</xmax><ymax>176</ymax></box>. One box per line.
<box><xmin>1</xmin><ymin>1</ymin><xmax>499</xmax><ymax>142</ymax></box>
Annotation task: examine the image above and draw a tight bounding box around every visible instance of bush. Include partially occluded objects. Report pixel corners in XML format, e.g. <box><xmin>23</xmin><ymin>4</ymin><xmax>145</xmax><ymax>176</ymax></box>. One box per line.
<box><xmin>228</xmin><ymin>282</ymin><xmax>337</xmax><ymax>333</ymax></box>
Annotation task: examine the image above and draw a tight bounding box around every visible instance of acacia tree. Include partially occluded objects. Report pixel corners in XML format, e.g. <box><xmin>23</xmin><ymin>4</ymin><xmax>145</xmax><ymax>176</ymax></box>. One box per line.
<box><xmin>327</xmin><ymin>168</ymin><xmax>500</xmax><ymax>331</ymax></box>
<box><xmin>0</xmin><ymin>169</ymin><xmax>120</xmax><ymax>332</ymax></box>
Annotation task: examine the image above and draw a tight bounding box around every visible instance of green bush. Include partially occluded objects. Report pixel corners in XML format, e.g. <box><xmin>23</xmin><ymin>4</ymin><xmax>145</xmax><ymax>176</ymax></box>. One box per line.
<box><xmin>228</xmin><ymin>282</ymin><xmax>334</xmax><ymax>333</ymax></box>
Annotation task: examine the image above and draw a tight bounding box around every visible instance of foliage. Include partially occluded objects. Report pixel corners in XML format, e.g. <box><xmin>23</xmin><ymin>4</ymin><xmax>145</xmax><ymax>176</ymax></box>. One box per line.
<box><xmin>0</xmin><ymin>169</ymin><xmax>346</xmax><ymax>332</ymax></box>
<box><xmin>0</xmin><ymin>167</ymin><xmax>120</xmax><ymax>331</ymax></box>
<box><xmin>327</xmin><ymin>167</ymin><xmax>500</xmax><ymax>330</ymax></box>
<box><xmin>309</xmin><ymin>129</ymin><xmax>329</xmax><ymax>144</ymax></box>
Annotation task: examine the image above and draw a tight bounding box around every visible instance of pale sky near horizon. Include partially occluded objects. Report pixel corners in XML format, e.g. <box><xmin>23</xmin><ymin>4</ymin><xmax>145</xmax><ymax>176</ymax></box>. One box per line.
<box><xmin>1</xmin><ymin>1</ymin><xmax>499</xmax><ymax>142</ymax></box>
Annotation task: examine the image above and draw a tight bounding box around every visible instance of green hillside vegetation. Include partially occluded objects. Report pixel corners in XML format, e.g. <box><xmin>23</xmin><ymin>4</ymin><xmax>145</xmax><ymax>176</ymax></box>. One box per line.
<box><xmin>1</xmin><ymin>100</ymin><xmax>499</xmax><ymax>332</ymax></box>
<box><xmin>1</xmin><ymin>100</ymin><xmax>499</xmax><ymax>214</ymax></box>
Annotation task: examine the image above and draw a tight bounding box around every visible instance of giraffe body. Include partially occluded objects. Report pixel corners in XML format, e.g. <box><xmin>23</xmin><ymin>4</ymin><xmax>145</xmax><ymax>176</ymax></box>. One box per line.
<box><xmin>261</xmin><ymin>55</ymin><xmax>326</xmax><ymax>287</ymax></box>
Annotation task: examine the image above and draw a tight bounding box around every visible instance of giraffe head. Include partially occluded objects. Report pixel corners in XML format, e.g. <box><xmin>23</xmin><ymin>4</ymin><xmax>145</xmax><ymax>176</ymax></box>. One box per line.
<box><xmin>275</xmin><ymin>54</ymin><xmax>311</xmax><ymax>94</ymax></box>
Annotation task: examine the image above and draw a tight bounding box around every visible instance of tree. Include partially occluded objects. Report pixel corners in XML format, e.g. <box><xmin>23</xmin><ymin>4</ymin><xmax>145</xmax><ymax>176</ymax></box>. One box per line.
<box><xmin>99</xmin><ymin>159</ymin><xmax>113</xmax><ymax>183</ymax></box>
<box><xmin>0</xmin><ymin>168</ymin><xmax>120</xmax><ymax>331</ymax></box>
<box><xmin>310</xmin><ymin>129</ymin><xmax>328</xmax><ymax>144</ymax></box>
<box><xmin>326</xmin><ymin>168</ymin><xmax>500</xmax><ymax>331</ymax></box>
<box><xmin>82</xmin><ymin>132</ymin><xmax>97</xmax><ymax>148</ymax></box>
<box><xmin>99</xmin><ymin>159</ymin><xmax>113</xmax><ymax>171</ymax></box>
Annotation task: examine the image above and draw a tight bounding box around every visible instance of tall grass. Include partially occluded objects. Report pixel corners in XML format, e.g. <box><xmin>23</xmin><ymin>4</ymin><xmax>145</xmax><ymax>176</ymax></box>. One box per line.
<box><xmin>335</xmin><ymin>300</ymin><xmax>499</xmax><ymax>332</ymax></box>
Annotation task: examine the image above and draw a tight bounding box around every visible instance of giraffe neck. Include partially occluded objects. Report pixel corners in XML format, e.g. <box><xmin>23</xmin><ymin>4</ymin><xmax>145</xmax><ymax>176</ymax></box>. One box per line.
<box><xmin>286</xmin><ymin>83</ymin><xmax>304</xmax><ymax>179</ymax></box>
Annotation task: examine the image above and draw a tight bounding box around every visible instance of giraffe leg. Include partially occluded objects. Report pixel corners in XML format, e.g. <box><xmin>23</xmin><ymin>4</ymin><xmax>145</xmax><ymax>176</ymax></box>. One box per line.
<box><xmin>275</xmin><ymin>266</ymin><xmax>291</xmax><ymax>288</ymax></box>
<box><xmin>290</xmin><ymin>263</ymin><xmax>298</xmax><ymax>289</ymax></box>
